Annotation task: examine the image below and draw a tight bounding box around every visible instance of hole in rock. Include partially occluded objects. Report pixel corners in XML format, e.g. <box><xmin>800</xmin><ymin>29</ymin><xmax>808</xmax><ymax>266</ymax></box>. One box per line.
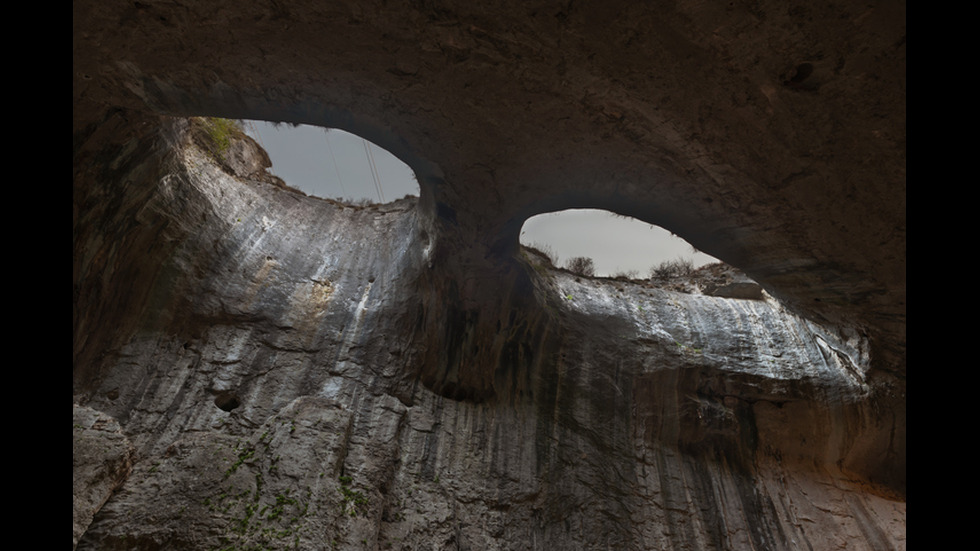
<box><xmin>242</xmin><ymin>121</ymin><xmax>419</xmax><ymax>202</ymax></box>
<box><xmin>520</xmin><ymin>209</ymin><xmax>720</xmax><ymax>278</ymax></box>
<box><xmin>214</xmin><ymin>392</ymin><xmax>241</xmax><ymax>412</ymax></box>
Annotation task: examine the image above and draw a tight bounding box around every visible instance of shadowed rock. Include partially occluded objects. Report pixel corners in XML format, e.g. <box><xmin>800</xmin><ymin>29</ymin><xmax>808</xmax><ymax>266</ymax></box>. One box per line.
<box><xmin>73</xmin><ymin>3</ymin><xmax>905</xmax><ymax>549</ymax></box>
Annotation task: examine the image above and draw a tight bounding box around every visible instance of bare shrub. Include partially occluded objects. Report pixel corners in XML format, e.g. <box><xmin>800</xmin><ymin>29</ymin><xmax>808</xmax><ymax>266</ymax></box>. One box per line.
<box><xmin>346</xmin><ymin>197</ymin><xmax>375</xmax><ymax>208</ymax></box>
<box><xmin>526</xmin><ymin>243</ymin><xmax>559</xmax><ymax>267</ymax></box>
<box><xmin>566</xmin><ymin>256</ymin><xmax>596</xmax><ymax>277</ymax></box>
<box><xmin>650</xmin><ymin>258</ymin><xmax>695</xmax><ymax>280</ymax></box>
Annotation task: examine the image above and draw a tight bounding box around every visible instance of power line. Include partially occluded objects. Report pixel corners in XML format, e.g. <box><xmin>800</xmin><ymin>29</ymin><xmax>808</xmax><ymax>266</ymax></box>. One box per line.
<box><xmin>324</xmin><ymin>130</ymin><xmax>347</xmax><ymax>199</ymax></box>
<box><xmin>362</xmin><ymin>139</ymin><xmax>385</xmax><ymax>203</ymax></box>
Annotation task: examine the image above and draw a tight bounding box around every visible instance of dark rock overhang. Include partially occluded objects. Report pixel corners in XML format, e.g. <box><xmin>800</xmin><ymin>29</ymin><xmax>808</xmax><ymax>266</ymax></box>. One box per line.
<box><xmin>74</xmin><ymin>1</ymin><xmax>906</xmax><ymax>380</ymax></box>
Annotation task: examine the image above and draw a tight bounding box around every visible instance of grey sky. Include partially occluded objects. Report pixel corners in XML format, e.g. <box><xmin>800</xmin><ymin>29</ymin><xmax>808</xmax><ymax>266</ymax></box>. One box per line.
<box><xmin>522</xmin><ymin>210</ymin><xmax>718</xmax><ymax>277</ymax></box>
<box><xmin>244</xmin><ymin>121</ymin><xmax>718</xmax><ymax>277</ymax></box>
<box><xmin>244</xmin><ymin>121</ymin><xmax>417</xmax><ymax>202</ymax></box>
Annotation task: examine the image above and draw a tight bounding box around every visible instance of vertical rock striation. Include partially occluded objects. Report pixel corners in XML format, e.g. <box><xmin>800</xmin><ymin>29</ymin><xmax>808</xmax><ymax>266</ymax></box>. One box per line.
<box><xmin>73</xmin><ymin>119</ymin><xmax>903</xmax><ymax>550</ymax></box>
<box><xmin>75</xmin><ymin>1</ymin><xmax>904</xmax><ymax>547</ymax></box>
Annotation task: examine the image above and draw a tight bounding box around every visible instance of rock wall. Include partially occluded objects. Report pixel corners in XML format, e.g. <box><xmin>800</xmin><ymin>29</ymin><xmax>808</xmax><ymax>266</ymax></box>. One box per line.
<box><xmin>73</xmin><ymin>119</ymin><xmax>904</xmax><ymax>550</ymax></box>
<box><xmin>73</xmin><ymin>1</ymin><xmax>907</xmax><ymax>368</ymax></box>
<box><xmin>75</xmin><ymin>1</ymin><xmax>904</xmax><ymax>548</ymax></box>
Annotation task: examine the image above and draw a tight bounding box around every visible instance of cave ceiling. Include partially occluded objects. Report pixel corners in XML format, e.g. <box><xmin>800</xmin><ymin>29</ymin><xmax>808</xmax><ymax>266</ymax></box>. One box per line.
<box><xmin>73</xmin><ymin>0</ymin><xmax>906</xmax><ymax>375</ymax></box>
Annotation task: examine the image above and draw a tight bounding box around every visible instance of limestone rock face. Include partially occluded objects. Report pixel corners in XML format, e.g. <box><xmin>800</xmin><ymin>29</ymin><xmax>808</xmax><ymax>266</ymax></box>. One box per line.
<box><xmin>73</xmin><ymin>405</ymin><xmax>137</xmax><ymax>548</ymax></box>
<box><xmin>73</xmin><ymin>2</ymin><xmax>905</xmax><ymax>550</ymax></box>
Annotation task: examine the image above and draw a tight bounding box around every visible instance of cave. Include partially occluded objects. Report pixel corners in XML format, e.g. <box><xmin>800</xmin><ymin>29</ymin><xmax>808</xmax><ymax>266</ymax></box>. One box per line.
<box><xmin>73</xmin><ymin>2</ymin><xmax>905</xmax><ymax>550</ymax></box>
<box><xmin>243</xmin><ymin>121</ymin><xmax>422</xmax><ymax>202</ymax></box>
<box><xmin>519</xmin><ymin>208</ymin><xmax>722</xmax><ymax>277</ymax></box>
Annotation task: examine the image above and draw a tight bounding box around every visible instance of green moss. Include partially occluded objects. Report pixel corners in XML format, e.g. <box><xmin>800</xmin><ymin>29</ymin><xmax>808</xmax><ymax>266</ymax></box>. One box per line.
<box><xmin>193</xmin><ymin>117</ymin><xmax>245</xmax><ymax>163</ymax></box>
<box><xmin>225</xmin><ymin>444</ymin><xmax>256</xmax><ymax>478</ymax></box>
<box><xmin>205</xmin><ymin>118</ymin><xmax>241</xmax><ymax>155</ymax></box>
<box><xmin>338</xmin><ymin>475</ymin><xmax>369</xmax><ymax>517</ymax></box>
<box><xmin>211</xmin><ymin>431</ymin><xmax>315</xmax><ymax>550</ymax></box>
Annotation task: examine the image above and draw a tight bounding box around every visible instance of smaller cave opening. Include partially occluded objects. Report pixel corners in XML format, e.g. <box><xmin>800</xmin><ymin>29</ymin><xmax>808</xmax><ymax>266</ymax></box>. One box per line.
<box><xmin>520</xmin><ymin>209</ymin><xmax>720</xmax><ymax>278</ymax></box>
<box><xmin>240</xmin><ymin>121</ymin><xmax>420</xmax><ymax>203</ymax></box>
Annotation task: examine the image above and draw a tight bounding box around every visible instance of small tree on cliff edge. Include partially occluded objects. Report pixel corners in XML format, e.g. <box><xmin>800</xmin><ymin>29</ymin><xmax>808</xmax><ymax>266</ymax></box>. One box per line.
<box><xmin>566</xmin><ymin>257</ymin><xmax>596</xmax><ymax>277</ymax></box>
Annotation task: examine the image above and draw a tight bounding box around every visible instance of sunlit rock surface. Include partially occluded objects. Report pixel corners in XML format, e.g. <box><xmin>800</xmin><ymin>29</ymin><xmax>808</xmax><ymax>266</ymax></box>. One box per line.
<box><xmin>73</xmin><ymin>121</ymin><xmax>903</xmax><ymax>549</ymax></box>
<box><xmin>74</xmin><ymin>2</ymin><xmax>904</xmax><ymax>548</ymax></box>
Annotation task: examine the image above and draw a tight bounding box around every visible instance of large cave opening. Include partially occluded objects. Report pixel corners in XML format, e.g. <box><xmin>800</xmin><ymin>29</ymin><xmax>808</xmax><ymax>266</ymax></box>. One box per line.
<box><xmin>241</xmin><ymin>121</ymin><xmax>420</xmax><ymax>203</ymax></box>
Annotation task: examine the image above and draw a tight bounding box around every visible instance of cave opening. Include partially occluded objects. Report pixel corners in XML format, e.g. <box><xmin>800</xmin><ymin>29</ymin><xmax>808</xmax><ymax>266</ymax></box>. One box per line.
<box><xmin>241</xmin><ymin>120</ymin><xmax>420</xmax><ymax>203</ymax></box>
<box><xmin>520</xmin><ymin>209</ymin><xmax>720</xmax><ymax>278</ymax></box>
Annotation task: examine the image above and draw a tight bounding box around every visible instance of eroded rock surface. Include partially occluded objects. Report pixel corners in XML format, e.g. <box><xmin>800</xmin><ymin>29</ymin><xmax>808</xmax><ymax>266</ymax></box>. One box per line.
<box><xmin>73</xmin><ymin>405</ymin><xmax>137</xmax><ymax>548</ymax></box>
<box><xmin>74</xmin><ymin>2</ymin><xmax>905</xmax><ymax>549</ymax></box>
<box><xmin>72</xmin><ymin>121</ymin><xmax>903</xmax><ymax>549</ymax></box>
